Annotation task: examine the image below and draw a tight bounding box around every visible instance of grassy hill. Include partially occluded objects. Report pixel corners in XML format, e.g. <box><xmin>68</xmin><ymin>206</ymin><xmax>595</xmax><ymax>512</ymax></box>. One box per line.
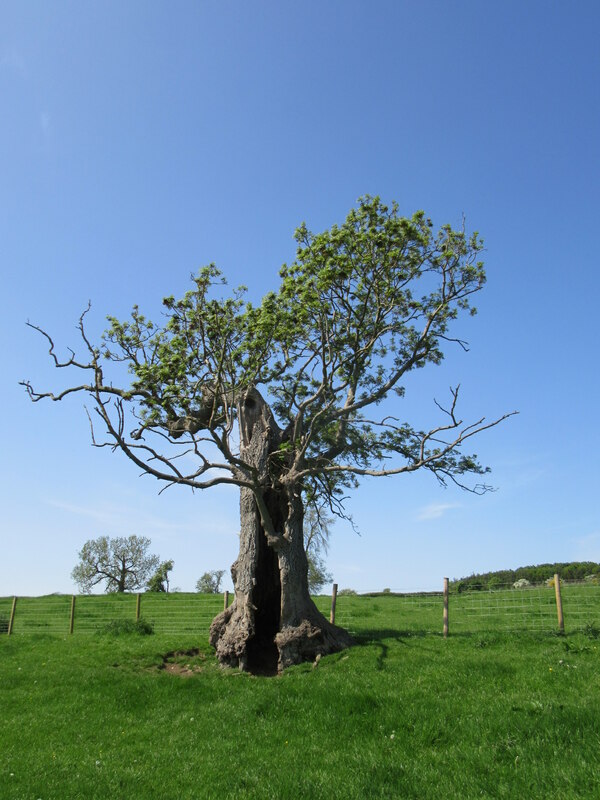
<box><xmin>451</xmin><ymin>561</ymin><xmax>600</xmax><ymax>592</ymax></box>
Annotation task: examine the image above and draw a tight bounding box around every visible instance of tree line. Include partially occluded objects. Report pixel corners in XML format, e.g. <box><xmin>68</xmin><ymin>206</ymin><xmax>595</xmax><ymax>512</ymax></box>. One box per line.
<box><xmin>452</xmin><ymin>562</ymin><xmax>600</xmax><ymax>592</ymax></box>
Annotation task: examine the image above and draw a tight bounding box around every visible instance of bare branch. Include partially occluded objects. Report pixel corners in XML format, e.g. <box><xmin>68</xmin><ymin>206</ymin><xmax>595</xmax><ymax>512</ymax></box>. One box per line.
<box><xmin>298</xmin><ymin>409</ymin><xmax>518</xmax><ymax>490</ymax></box>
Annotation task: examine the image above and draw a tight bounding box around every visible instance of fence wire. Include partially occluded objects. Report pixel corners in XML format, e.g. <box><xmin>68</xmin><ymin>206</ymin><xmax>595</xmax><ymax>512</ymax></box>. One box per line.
<box><xmin>448</xmin><ymin>582</ymin><xmax>600</xmax><ymax>634</ymax></box>
<box><xmin>450</xmin><ymin>584</ymin><xmax>556</xmax><ymax>632</ymax></box>
<box><xmin>0</xmin><ymin>593</ymin><xmax>227</xmax><ymax>636</ymax></box>
<box><xmin>1</xmin><ymin>582</ymin><xmax>599</xmax><ymax>638</ymax></box>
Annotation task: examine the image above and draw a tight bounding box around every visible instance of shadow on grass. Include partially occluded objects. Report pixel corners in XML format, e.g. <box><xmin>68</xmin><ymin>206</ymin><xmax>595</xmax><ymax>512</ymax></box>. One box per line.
<box><xmin>349</xmin><ymin>629</ymin><xmax>432</xmax><ymax>670</ymax></box>
<box><xmin>347</xmin><ymin>627</ymin><xmax>566</xmax><ymax>668</ymax></box>
<box><xmin>352</xmin><ymin>628</ymin><xmax>437</xmax><ymax>644</ymax></box>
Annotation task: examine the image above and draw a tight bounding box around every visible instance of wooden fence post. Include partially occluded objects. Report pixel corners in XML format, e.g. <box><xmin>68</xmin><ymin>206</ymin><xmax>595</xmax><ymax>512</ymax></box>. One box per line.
<box><xmin>224</xmin><ymin>591</ymin><xmax>229</xmax><ymax>611</ymax></box>
<box><xmin>136</xmin><ymin>593</ymin><xmax>141</xmax><ymax>621</ymax></box>
<box><xmin>8</xmin><ymin>596</ymin><xmax>17</xmax><ymax>636</ymax></box>
<box><xmin>554</xmin><ymin>573</ymin><xmax>564</xmax><ymax>633</ymax></box>
<box><xmin>330</xmin><ymin>583</ymin><xmax>338</xmax><ymax>625</ymax></box>
<box><xmin>443</xmin><ymin>578</ymin><xmax>449</xmax><ymax>638</ymax></box>
<box><xmin>69</xmin><ymin>595</ymin><xmax>76</xmax><ymax>634</ymax></box>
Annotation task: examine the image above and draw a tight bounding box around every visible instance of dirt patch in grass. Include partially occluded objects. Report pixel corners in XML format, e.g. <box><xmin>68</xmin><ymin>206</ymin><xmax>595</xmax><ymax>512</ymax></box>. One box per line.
<box><xmin>159</xmin><ymin>648</ymin><xmax>207</xmax><ymax>676</ymax></box>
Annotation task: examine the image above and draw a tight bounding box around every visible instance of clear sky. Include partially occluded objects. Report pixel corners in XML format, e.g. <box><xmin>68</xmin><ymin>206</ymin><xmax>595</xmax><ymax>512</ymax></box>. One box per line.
<box><xmin>2</xmin><ymin>0</ymin><xmax>599</xmax><ymax>596</ymax></box>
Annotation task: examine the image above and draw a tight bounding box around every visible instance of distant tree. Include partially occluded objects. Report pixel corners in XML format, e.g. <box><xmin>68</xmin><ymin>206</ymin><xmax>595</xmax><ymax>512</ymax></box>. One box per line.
<box><xmin>72</xmin><ymin>535</ymin><xmax>160</xmax><ymax>594</ymax></box>
<box><xmin>147</xmin><ymin>559</ymin><xmax>175</xmax><ymax>592</ymax></box>
<box><xmin>304</xmin><ymin>504</ymin><xmax>333</xmax><ymax>594</ymax></box>
<box><xmin>307</xmin><ymin>551</ymin><xmax>333</xmax><ymax>595</ymax></box>
<box><xmin>196</xmin><ymin>570</ymin><xmax>226</xmax><ymax>594</ymax></box>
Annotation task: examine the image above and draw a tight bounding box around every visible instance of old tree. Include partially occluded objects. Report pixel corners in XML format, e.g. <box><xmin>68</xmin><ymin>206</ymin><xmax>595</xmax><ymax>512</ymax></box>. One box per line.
<box><xmin>23</xmin><ymin>197</ymin><xmax>514</xmax><ymax>672</ymax></box>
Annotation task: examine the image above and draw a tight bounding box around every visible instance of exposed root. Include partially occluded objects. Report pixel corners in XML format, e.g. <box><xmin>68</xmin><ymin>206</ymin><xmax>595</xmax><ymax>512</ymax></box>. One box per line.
<box><xmin>209</xmin><ymin>603</ymin><xmax>256</xmax><ymax>671</ymax></box>
<box><xmin>275</xmin><ymin>618</ymin><xmax>354</xmax><ymax>671</ymax></box>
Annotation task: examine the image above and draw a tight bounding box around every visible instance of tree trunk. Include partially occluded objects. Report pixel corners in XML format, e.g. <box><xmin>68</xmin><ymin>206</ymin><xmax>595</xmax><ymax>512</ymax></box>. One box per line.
<box><xmin>209</xmin><ymin>389</ymin><xmax>354</xmax><ymax>673</ymax></box>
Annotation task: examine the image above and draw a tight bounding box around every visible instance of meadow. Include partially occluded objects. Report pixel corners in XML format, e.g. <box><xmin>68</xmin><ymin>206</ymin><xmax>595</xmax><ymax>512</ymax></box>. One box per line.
<box><xmin>1</xmin><ymin>590</ymin><xmax>600</xmax><ymax>799</ymax></box>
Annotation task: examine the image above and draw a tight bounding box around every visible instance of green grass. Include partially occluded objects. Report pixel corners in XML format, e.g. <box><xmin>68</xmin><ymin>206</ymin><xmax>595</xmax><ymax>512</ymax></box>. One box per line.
<box><xmin>2</xmin><ymin>593</ymin><xmax>600</xmax><ymax>798</ymax></box>
<box><xmin>4</xmin><ymin>583</ymin><xmax>600</xmax><ymax>638</ymax></box>
<box><xmin>3</xmin><ymin>593</ymin><xmax>225</xmax><ymax>636</ymax></box>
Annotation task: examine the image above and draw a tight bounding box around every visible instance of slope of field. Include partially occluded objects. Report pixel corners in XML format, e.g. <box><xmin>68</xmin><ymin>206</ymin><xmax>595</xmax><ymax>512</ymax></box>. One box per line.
<box><xmin>451</xmin><ymin>561</ymin><xmax>600</xmax><ymax>592</ymax></box>
<box><xmin>1</xmin><ymin>596</ymin><xmax>600</xmax><ymax>799</ymax></box>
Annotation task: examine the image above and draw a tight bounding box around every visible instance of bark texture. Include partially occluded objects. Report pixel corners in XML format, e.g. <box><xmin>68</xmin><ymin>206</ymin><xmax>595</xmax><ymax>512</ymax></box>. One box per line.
<box><xmin>209</xmin><ymin>389</ymin><xmax>353</xmax><ymax>673</ymax></box>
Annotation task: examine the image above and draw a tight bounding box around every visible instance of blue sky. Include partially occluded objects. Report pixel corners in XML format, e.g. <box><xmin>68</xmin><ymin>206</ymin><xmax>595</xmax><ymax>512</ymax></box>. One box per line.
<box><xmin>1</xmin><ymin>0</ymin><xmax>599</xmax><ymax>595</ymax></box>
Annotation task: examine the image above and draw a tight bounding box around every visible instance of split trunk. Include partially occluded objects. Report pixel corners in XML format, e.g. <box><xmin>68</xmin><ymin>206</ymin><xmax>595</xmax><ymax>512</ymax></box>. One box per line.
<box><xmin>209</xmin><ymin>389</ymin><xmax>353</xmax><ymax>673</ymax></box>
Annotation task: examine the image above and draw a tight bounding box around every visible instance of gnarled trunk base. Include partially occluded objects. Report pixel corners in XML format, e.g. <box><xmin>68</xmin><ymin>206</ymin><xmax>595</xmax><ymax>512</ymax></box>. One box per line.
<box><xmin>275</xmin><ymin>610</ymin><xmax>354</xmax><ymax>671</ymax></box>
<box><xmin>210</xmin><ymin>588</ymin><xmax>354</xmax><ymax>674</ymax></box>
<box><xmin>208</xmin><ymin>496</ymin><xmax>354</xmax><ymax>672</ymax></box>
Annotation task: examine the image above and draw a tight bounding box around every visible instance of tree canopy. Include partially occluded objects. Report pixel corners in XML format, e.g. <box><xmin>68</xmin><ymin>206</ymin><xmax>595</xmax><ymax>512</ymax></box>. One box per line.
<box><xmin>196</xmin><ymin>570</ymin><xmax>226</xmax><ymax>594</ymax></box>
<box><xmin>146</xmin><ymin>559</ymin><xmax>175</xmax><ymax>592</ymax></box>
<box><xmin>71</xmin><ymin>535</ymin><xmax>161</xmax><ymax>594</ymax></box>
<box><xmin>23</xmin><ymin>196</ymin><xmax>514</xmax><ymax>518</ymax></box>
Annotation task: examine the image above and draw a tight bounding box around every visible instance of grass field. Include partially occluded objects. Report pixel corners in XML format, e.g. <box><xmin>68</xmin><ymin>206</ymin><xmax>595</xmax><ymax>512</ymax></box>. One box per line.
<box><xmin>1</xmin><ymin>591</ymin><xmax>600</xmax><ymax>799</ymax></box>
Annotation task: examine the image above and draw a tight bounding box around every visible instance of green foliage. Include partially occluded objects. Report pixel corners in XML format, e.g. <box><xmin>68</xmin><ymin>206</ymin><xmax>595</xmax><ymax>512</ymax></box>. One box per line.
<box><xmin>97</xmin><ymin>617</ymin><xmax>154</xmax><ymax>636</ymax></box>
<box><xmin>196</xmin><ymin>570</ymin><xmax>225</xmax><ymax>594</ymax></box>
<box><xmin>0</xmin><ymin>614</ymin><xmax>8</xmax><ymax>634</ymax></box>
<box><xmin>270</xmin><ymin>196</ymin><xmax>492</xmax><ymax>496</ymax></box>
<box><xmin>146</xmin><ymin>560</ymin><xmax>174</xmax><ymax>593</ymax></box>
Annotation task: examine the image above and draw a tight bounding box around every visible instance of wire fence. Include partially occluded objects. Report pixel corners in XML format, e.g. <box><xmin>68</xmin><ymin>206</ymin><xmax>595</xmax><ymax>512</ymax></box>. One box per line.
<box><xmin>314</xmin><ymin>581</ymin><xmax>600</xmax><ymax>636</ymax></box>
<box><xmin>0</xmin><ymin>593</ymin><xmax>225</xmax><ymax>636</ymax></box>
<box><xmin>1</xmin><ymin>580</ymin><xmax>599</xmax><ymax>638</ymax></box>
<box><xmin>448</xmin><ymin>583</ymin><xmax>558</xmax><ymax>633</ymax></box>
<box><xmin>452</xmin><ymin>582</ymin><xmax>600</xmax><ymax>634</ymax></box>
